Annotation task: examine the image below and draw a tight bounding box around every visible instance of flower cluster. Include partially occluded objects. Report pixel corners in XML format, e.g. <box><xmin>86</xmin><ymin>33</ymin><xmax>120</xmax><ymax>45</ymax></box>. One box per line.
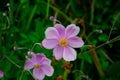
<box><xmin>24</xmin><ymin>52</ymin><xmax>54</xmax><ymax>80</ymax></box>
<box><xmin>24</xmin><ymin>23</ymin><xmax>84</xmax><ymax>79</ymax></box>
<box><xmin>0</xmin><ymin>69</ymin><xmax>4</xmax><ymax>79</ymax></box>
<box><xmin>42</xmin><ymin>24</ymin><xmax>84</xmax><ymax>61</ymax></box>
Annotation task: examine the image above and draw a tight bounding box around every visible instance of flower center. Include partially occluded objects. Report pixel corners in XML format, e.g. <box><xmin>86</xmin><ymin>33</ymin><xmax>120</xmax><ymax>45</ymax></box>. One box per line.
<box><xmin>35</xmin><ymin>64</ymin><xmax>40</xmax><ymax>69</ymax></box>
<box><xmin>59</xmin><ymin>38</ymin><xmax>68</xmax><ymax>47</ymax></box>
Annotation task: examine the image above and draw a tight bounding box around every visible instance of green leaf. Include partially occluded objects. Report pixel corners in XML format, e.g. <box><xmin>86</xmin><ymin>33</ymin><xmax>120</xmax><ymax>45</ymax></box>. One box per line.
<box><xmin>77</xmin><ymin>53</ymin><xmax>92</xmax><ymax>64</ymax></box>
<box><xmin>80</xmin><ymin>45</ymin><xmax>89</xmax><ymax>52</ymax></box>
<box><xmin>28</xmin><ymin>32</ymin><xmax>40</xmax><ymax>43</ymax></box>
<box><xmin>98</xmin><ymin>34</ymin><xmax>108</xmax><ymax>42</ymax></box>
<box><xmin>20</xmin><ymin>33</ymin><xmax>28</xmax><ymax>39</ymax></box>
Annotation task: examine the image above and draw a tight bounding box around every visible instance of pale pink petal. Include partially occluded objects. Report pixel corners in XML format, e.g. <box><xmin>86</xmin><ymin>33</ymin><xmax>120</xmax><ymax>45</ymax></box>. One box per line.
<box><xmin>35</xmin><ymin>54</ymin><xmax>45</xmax><ymax>63</ymax></box>
<box><xmin>24</xmin><ymin>59</ymin><xmax>34</xmax><ymax>70</ymax></box>
<box><xmin>68</xmin><ymin>37</ymin><xmax>84</xmax><ymax>48</ymax></box>
<box><xmin>27</xmin><ymin>52</ymin><xmax>37</xmax><ymax>63</ymax></box>
<box><xmin>65</xmin><ymin>24</ymin><xmax>80</xmax><ymax>38</ymax></box>
<box><xmin>54</xmin><ymin>24</ymin><xmax>65</xmax><ymax>37</ymax></box>
<box><xmin>0</xmin><ymin>70</ymin><xmax>3</xmax><ymax>78</ymax></box>
<box><xmin>63</xmin><ymin>46</ymin><xmax>77</xmax><ymax>61</ymax></box>
<box><xmin>53</xmin><ymin>45</ymin><xmax>63</xmax><ymax>60</ymax></box>
<box><xmin>40</xmin><ymin>57</ymin><xmax>51</xmax><ymax>65</ymax></box>
<box><xmin>42</xmin><ymin>39</ymin><xmax>58</xmax><ymax>49</ymax></box>
<box><xmin>33</xmin><ymin>69</ymin><xmax>45</xmax><ymax>80</ymax></box>
<box><xmin>41</xmin><ymin>64</ymin><xmax>54</xmax><ymax>76</ymax></box>
<box><xmin>45</xmin><ymin>27</ymin><xmax>59</xmax><ymax>39</ymax></box>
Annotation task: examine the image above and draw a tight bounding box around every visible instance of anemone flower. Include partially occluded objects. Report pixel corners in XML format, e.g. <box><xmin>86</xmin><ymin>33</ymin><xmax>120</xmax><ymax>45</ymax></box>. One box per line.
<box><xmin>42</xmin><ymin>24</ymin><xmax>84</xmax><ymax>61</ymax></box>
<box><xmin>24</xmin><ymin>52</ymin><xmax>54</xmax><ymax>80</ymax></box>
<box><xmin>0</xmin><ymin>69</ymin><xmax>4</xmax><ymax>78</ymax></box>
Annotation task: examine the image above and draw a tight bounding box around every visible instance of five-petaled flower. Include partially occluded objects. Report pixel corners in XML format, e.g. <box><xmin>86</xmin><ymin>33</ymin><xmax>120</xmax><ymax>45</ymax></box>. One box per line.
<box><xmin>42</xmin><ymin>24</ymin><xmax>84</xmax><ymax>61</ymax></box>
<box><xmin>24</xmin><ymin>52</ymin><xmax>54</xmax><ymax>80</ymax></box>
<box><xmin>0</xmin><ymin>69</ymin><xmax>4</xmax><ymax>78</ymax></box>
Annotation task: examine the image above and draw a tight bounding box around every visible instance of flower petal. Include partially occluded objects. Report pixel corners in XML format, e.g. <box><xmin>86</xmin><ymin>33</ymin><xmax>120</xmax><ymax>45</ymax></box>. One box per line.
<box><xmin>63</xmin><ymin>46</ymin><xmax>77</xmax><ymax>61</ymax></box>
<box><xmin>40</xmin><ymin>57</ymin><xmax>51</xmax><ymax>65</ymax></box>
<box><xmin>45</xmin><ymin>27</ymin><xmax>59</xmax><ymax>39</ymax></box>
<box><xmin>27</xmin><ymin>51</ymin><xmax>37</xmax><ymax>63</ymax></box>
<box><xmin>54</xmin><ymin>24</ymin><xmax>65</xmax><ymax>37</ymax></box>
<box><xmin>53</xmin><ymin>45</ymin><xmax>63</xmax><ymax>60</ymax></box>
<box><xmin>41</xmin><ymin>64</ymin><xmax>54</xmax><ymax>76</ymax></box>
<box><xmin>68</xmin><ymin>37</ymin><xmax>84</xmax><ymax>48</ymax></box>
<box><xmin>24</xmin><ymin>59</ymin><xmax>34</xmax><ymax>70</ymax></box>
<box><xmin>0</xmin><ymin>70</ymin><xmax>3</xmax><ymax>78</ymax></box>
<box><xmin>42</xmin><ymin>39</ymin><xmax>58</xmax><ymax>49</ymax></box>
<box><xmin>35</xmin><ymin>54</ymin><xmax>45</xmax><ymax>63</ymax></box>
<box><xmin>33</xmin><ymin>69</ymin><xmax>45</xmax><ymax>80</ymax></box>
<box><xmin>65</xmin><ymin>24</ymin><xmax>80</xmax><ymax>38</ymax></box>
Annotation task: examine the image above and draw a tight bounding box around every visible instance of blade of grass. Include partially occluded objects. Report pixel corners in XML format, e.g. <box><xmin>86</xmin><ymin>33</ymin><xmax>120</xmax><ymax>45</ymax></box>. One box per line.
<box><xmin>26</xmin><ymin>5</ymin><xmax>37</xmax><ymax>32</ymax></box>
<box><xmin>46</xmin><ymin>0</ymin><xmax>50</xmax><ymax>19</ymax></box>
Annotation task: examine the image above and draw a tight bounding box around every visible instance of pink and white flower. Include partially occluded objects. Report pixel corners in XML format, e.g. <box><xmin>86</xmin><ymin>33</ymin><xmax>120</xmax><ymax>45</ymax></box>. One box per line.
<box><xmin>42</xmin><ymin>24</ymin><xmax>84</xmax><ymax>61</ymax></box>
<box><xmin>24</xmin><ymin>52</ymin><xmax>54</xmax><ymax>80</ymax></box>
<box><xmin>0</xmin><ymin>69</ymin><xmax>4</xmax><ymax>78</ymax></box>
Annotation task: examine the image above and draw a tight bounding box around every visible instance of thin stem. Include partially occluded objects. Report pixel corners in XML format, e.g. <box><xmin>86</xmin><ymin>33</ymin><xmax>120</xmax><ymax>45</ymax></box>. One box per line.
<box><xmin>107</xmin><ymin>13</ymin><xmax>120</xmax><ymax>41</ymax></box>
<box><xmin>72</xmin><ymin>70</ymin><xmax>90</xmax><ymax>80</ymax></box>
<box><xmin>84</xmin><ymin>31</ymin><xmax>95</xmax><ymax>43</ymax></box>
<box><xmin>46</xmin><ymin>0</ymin><xmax>50</xmax><ymax>19</ymax></box>
<box><xmin>108</xmin><ymin>34</ymin><xmax>120</xmax><ymax>43</ymax></box>
<box><xmin>95</xmin><ymin>34</ymin><xmax>120</xmax><ymax>50</ymax></box>
<box><xmin>88</xmin><ymin>41</ymin><xmax>105</xmax><ymax>77</ymax></box>
<box><xmin>100</xmin><ymin>49</ymin><xmax>114</xmax><ymax>63</ymax></box>
<box><xmin>83</xmin><ymin>34</ymin><xmax>120</xmax><ymax>54</ymax></box>
<box><xmin>26</xmin><ymin>5</ymin><xmax>37</xmax><ymax>32</ymax></box>
<box><xmin>6</xmin><ymin>15</ymin><xmax>10</xmax><ymax>29</ymax></box>
<box><xmin>90</xmin><ymin>0</ymin><xmax>95</xmax><ymax>25</ymax></box>
<box><xmin>91</xmin><ymin>50</ymin><xmax>105</xmax><ymax>77</ymax></box>
<box><xmin>2</xmin><ymin>13</ymin><xmax>10</xmax><ymax>30</ymax></box>
<box><xmin>50</xmin><ymin>5</ymin><xmax>73</xmax><ymax>23</ymax></box>
<box><xmin>65</xmin><ymin>2</ymin><xmax>70</xmax><ymax>13</ymax></box>
<box><xmin>39</xmin><ymin>1</ymin><xmax>73</xmax><ymax>23</ymax></box>
<box><xmin>30</xmin><ymin>43</ymin><xmax>41</xmax><ymax>52</ymax></box>
<box><xmin>19</xmin><ymin>70</ymin><xmax>24</xmax><ymax>80</ymax></box>
<box><xmin>79</xmin><ymin>60</ymin><xmax>84</xmax><ymax>80</ymax></box>
<box><xmin>63</xmin><ymin>69</ymin><xmax>68</xmax><ymax>80</ymax></box>
<box><xmin>4</xmin><ymin>55</ymin><xmax>21</xmax><ymax>68</ymax></box>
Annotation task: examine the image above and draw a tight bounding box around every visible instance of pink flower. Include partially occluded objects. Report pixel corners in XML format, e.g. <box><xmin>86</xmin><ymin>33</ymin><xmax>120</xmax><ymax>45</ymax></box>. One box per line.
<box><xmin>24</xmin><ymin>52</ymin><xmax>54</xmax><ymax>80</ymax></box>
<box><xmin>0</xmin><ymin>70</ymin><xmax>4</xmax><ymax>78</ymax></box>
<box><xmin>42</xmin><ymin>24</ymin><xmax>84</xmax><ymax>61</ymax></box>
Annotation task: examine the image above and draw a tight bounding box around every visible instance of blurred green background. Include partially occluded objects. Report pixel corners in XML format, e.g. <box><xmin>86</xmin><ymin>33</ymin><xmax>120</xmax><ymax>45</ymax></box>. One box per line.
<box><xmin>0</xmin><ymin>0</ymin><xmax>120</xmax><ymax>80</ymax></box>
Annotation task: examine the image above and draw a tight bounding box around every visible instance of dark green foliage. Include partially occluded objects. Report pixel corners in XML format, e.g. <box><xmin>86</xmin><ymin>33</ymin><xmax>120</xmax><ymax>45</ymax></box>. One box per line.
<box><xmin>0</xmin><ymin>0</ymin><xmax>120</xmax><ymax>80</ymax></box>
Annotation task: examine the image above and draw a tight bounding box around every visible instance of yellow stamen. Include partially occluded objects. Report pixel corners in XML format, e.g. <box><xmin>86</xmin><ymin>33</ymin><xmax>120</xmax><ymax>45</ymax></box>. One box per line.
<box><xmin>35</xmin><ymin>64</ymin><xmax>40</xmax><ymax>69</ymax></box>
<box><xmin>59</xmin><ymin>38</ymin><xmax>68</xmax><ymax>47</ymax></box>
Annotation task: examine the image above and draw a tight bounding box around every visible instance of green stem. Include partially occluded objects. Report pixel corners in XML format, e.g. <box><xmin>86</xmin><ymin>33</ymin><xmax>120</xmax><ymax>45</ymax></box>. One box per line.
<box><xmin>107</xmin><ymin>13</ymin><xmax>120</xmax><ymax>41</ymax></box>
<box><xmin>63</xmin><ymin>69</ymin><xmax>68</xmax><ymax>80</ymax></box>
<box><xmin>39</xmin><ymin>1</ymin><xmax>73</xmax><ymax>22</ymax></box>
<box><xmin>26</xmin><ymin>5</ymin><xmax>37</xmax><ymax>32</ymax></box>
<box><xmin>50</xmin><ymin>5</ymin><xmax>72</xmax><ymax>22</ymax></box>
<box><xmin>90</xmin><ymin>0</ymin><xmax>95</xmax><ymax>25</ymax></box>
<box><xmin>79</xmin><ymin>60</ymin><xmax>84</xmax><ymax>80</ymax></box>
<box><xmin>10</xmin><ymin>0</ymin><xmax>14</xmax><ymax>27</ymax></box>
<box><xmin>91</xmin><ymin>49</ymin><xmax>105</xmax><ymax>77</ymax></box>
<box><xmin>4</xmin><ymin>55</ymin><xmax>21</xmax><ymax>68</ymax></box>
<box><xmin>88</xmin><ymin>41</ymin><xmax>105</xmax><ymax>77</ymax></box>
<box><xmin>46</xmin><ymin>0</ymin><xmax>50</xmax><ymax>19</ymax></box>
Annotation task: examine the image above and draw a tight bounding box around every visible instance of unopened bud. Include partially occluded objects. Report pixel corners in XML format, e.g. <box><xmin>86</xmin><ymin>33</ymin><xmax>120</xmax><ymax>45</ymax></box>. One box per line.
<box><xmin>13</xmin><ymin>46</ymin><xmax>18</xmax><ymax>50</ymax></box>
<box><xmin>98</xmin><ymin>29</ymin><xmax>103</xmax><ymax>33</ymax></box>
<box><xmin>6</xmin><ymin>3</ymin><xmax>10</xmax><ymax>7</ymax></box>
<box><xmin>2</xmin><ymin>13</ymin><xmax>7</xmax><ymax>16</ymax></box>
<box><xmin>49</xmin><ymin>16</ymin><xmax>55</xmax><ymax>21</ymax></box>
